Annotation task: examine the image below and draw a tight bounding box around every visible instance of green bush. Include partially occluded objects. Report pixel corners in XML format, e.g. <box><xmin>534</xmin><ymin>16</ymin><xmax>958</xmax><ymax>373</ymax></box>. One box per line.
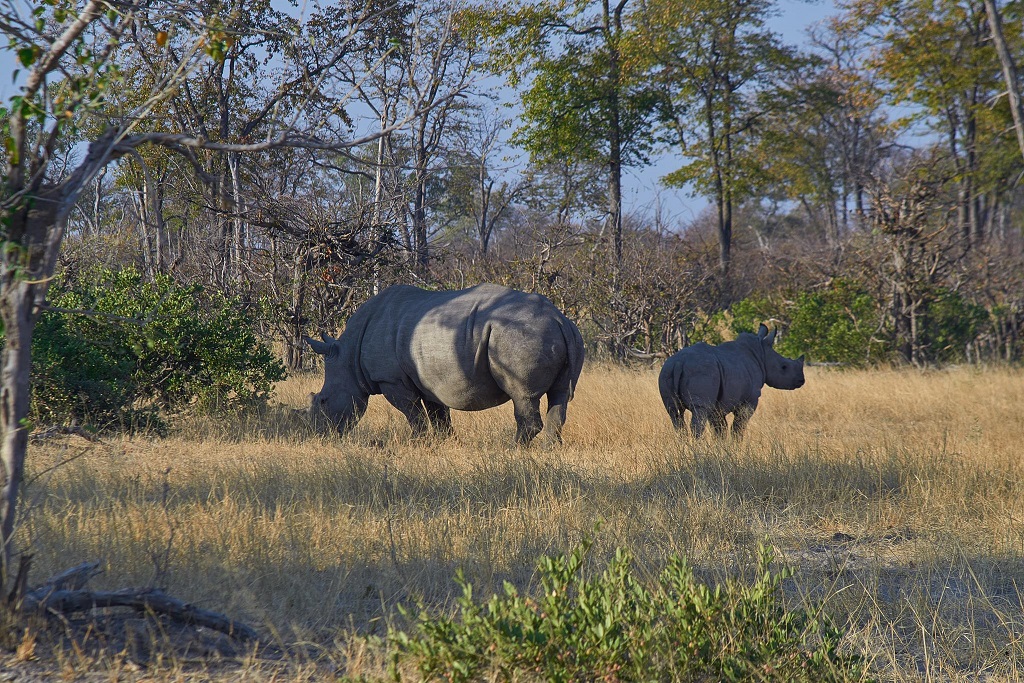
<box><xmin>28</xmin><ymin>267</ymin><xmax>286</xmax><ymax>430</ymax></box>
<box><xmin>30</xmin><ymin>304</ymin><xmax>151</xmax><ymax>431</ymax></box>
<box><xmin>712</xmin><ymin>281</ymin><xmax>886</xmax><ymax>366</ymax></box>
<box><xmin>782</xmin><ymin>280</ymin><xmax>887</xmax><ymax>365</ymax></box>
<box><xmin>918</xmin><ymin>288</ymin><xmax>986</xmax><ymax>363</ymax></box>
<box><xmin>720</xmin><ymin>282</ymin><xmax>985</xmax><ymax>365</ymax></box>
<box><xmin>389</xmin><ymin>539</ymin><xmax>867</xmax><ymax>682</ymax></box>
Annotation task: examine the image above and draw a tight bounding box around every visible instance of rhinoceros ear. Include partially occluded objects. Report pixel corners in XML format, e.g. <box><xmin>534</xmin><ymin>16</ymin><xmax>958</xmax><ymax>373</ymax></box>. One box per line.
<box><xmin>797</xmin><ymin>354</ymin><xmax>805</xmax><ymax>363</ymax></box>
<box><xmin>765</xmin><ymin>327</ymin><xmax>777</xmax><ymax>346</ymax></box>
<box><xmin>757</xmin><ymin>323</ymin><xmax>768</xmax><ymax>339</ymax></box>
<box><xmin>304</xmin><ymin>335</ymin><xmax>333</xmax><ymax>356</ymax></box>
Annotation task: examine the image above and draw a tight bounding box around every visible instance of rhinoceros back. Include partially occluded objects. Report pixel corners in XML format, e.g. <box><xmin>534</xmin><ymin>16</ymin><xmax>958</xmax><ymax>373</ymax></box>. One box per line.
<box><xmin>665</xmin><ymin>336</ymin><xmax>766</xmax><ymax>412</ymax></box>
<box><xmin>355</xmin><ymin>284</ymin><xmax>579</xmax><ymax>411</ymax></box>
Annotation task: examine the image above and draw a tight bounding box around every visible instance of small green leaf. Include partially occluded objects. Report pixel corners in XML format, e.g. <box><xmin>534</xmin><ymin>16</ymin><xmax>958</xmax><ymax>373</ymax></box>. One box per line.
<box><xmin>17</xmin><ymin>47</ymin><xmax>36</xmax><ymax>67</ymax></box>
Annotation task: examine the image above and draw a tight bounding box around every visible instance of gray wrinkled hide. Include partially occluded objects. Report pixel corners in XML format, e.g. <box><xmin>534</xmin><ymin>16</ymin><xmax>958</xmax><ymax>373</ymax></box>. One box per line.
<box><xmin>658</xmin><ymin>324</ymin><xmax>805</xmax><ymax>438</ymax></box>
<box><xmin>305</xmin><ymin>283</ymin><xmax>585</xmax><ymax>445</ymax></box>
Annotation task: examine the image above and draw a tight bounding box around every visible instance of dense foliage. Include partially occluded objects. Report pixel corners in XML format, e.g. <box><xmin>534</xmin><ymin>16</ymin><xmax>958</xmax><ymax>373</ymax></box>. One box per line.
<box><xmin>390</xmin><ymin>538</ymin><xmax>866</xmax><ymax>682</ymax></box>
<box><xmin>28</xmin><ymin>267</ymin><xmax>285</xmax><ymax>431</ymax></box>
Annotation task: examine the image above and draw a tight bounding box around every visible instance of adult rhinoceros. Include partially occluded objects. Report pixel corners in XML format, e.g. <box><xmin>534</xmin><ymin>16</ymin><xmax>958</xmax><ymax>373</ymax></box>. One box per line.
<box><xmin>658</xmin><ymin>324</ymin><xmax>805</xmax><ymax>438</ymax></box>
<box><xmin>305</xmin><ymin>283</ymin><xmax>585</xmax><ymax>445</ymax></box>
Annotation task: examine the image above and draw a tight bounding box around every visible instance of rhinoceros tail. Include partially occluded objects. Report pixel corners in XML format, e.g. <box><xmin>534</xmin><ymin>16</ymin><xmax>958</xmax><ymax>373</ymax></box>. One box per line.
<box><xmin>557</xmin><ymin>318</ymin><xmax>585</xmax><ymax>400</ymax></box>
<box><xmin>672</xmin><ymin>356</ymin><xmax>685</xmax><ymax>403</ymax></box>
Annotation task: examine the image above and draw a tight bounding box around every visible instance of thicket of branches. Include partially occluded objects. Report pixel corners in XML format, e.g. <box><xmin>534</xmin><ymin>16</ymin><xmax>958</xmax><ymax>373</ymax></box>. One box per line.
<box><xmin>38</xmin><ymin>0</ymin><xmax>1024</xmax><ymax>374</ymax></box>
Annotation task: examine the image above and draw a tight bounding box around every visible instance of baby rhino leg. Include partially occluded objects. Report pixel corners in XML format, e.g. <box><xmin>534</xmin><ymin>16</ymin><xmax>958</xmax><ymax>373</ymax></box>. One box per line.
<box><xmin>731</xmin><ymin>402</ymin><xmax>757</xmax><ymax>438</ymax></box>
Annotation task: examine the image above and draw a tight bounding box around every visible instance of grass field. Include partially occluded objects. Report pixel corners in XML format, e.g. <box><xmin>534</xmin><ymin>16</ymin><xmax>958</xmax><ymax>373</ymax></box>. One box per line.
<box><xmin>15</xmin><ymin>364</ymin><xmax>1024</xmax><ymax>680</ymax></box>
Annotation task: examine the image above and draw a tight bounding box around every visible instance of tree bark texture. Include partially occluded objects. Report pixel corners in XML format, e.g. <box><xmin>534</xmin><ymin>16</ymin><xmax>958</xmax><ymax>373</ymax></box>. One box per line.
<box><xmin>0</xmin><ymin>285</ymin><xmax>35</xmax><ymax>584</ymax></box>
<box><xmin>984</xmin><ymin>0</ymin><xmax>1024</xmax><ymax>164</ymax></box>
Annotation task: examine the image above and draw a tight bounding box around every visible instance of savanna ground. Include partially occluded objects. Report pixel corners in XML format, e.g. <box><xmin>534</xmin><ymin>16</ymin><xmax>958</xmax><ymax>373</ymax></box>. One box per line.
<box><xmin>5</xmin><ymin>364</ymin><xmax>1024</xmax><ymax>681</ymax></box>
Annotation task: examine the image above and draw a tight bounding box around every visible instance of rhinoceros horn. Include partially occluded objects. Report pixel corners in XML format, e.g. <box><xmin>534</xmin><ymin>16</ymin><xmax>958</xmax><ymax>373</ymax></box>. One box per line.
<box><xmin>304</xmin><ymin>334</ymin><xmax>337</xmax><ymax>357</ymax></box>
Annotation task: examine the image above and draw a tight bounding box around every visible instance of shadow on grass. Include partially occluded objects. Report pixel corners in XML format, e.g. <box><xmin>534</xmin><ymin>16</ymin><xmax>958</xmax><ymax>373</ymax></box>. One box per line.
<box><xmin>21</xmin><ymin>426</ymin><xmax>1024</xmax><ymax>679</ymax></box>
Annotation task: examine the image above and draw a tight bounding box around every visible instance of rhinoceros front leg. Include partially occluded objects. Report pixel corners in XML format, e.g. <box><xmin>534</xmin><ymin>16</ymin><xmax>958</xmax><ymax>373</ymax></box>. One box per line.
<box><xmin>512</xmin><ymin>396</ymin><xmax>543</xmax><ymax>446</ymax></box>
<box><xmin>380</xmin><ymin>382</ymin><xmax>431</xmax><ymax>438</ymax></box>
<box><xmin>423</xmin><ymin>399</ymin><xmax>453</xmax><ymax>437</ymax></box>
<box><xmin>731</xmin><ymin>403</ymin><xmax>756</xmax><ymax>439</ymax></box>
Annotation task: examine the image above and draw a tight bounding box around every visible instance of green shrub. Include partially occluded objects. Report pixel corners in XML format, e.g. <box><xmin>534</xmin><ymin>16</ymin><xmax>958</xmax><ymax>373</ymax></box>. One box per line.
<box><xmin>30</xmin><ymin>304</ymin><xmax>153</xmax><ymax>432</ymax></box>
<box><xmin>709</xmin><ymin>281</ymin><xmax>886</xmax><ymax>366</ymax></box>
<box><xmin>389</xmin><ymin>539</ymin><xmax>867</xmax><ymax>682</ymax></box>
<box><xmin>782</xmin><ymin>280</ymin><xmax>887</xmax><ymax>365</ymax></box>
<box><xmin>27</xmin><ymin>267</ymin><xmax>286</xmax><ymax>430</ymax></box>
<box><xmin>720</xmin><ymin>282</ymin><xmax>984</xmax><ymax>365</ymax></box>
<box><xmin>724</xmin><ymin>296</ymin><xmax>780</xmax><ymax>344</ymax></box>
<box><xmin>918</xmin><ymin>288</ymin><xmax>986</xmax><ymax>363</ymax></box>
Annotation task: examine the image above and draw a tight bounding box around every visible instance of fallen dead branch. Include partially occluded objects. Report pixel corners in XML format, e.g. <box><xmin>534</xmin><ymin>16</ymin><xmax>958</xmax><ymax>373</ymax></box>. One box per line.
<box><xmin>29</xmin><ymin>426</ymin><xmax>101</xmax><ymax>443</ymax></box>
<box><xmin>16</xmin><ymin>560</ymin><xmax>259</xmax><ymax>643</ymax></box>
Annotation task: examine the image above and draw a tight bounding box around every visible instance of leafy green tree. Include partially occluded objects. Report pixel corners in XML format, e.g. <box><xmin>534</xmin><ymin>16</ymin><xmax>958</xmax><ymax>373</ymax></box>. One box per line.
<box><xmin>635</xmin><ymin>0</ymin><xmax>801</xmax><ymax>295</ymax></box>
<box><xmin>837</xmin><ymin>0</ymin><xmax>1017</xmax><ymax>244</ymax></box>
<box><xmin>476</xmin><ymin>0</ymin><xmax>661</xmax><ymax>270</ymax></box>
<box><xmin>755</xmin><ymin>28</ymin><xmax>893</xmax><ymax>243</ymax></box>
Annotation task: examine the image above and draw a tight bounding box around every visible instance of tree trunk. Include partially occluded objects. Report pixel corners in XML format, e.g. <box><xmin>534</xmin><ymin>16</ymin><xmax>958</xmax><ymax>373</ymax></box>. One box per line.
<box><xmin>133</xmin><ymin>189</ymin><xmax>156</xmax><ymax>278</ymax></box>
<box><xmin>0</xmin><ymin>283</ymin><xmax>36</xmax><ymax>583</ymax></box>
<box><xmin>373</xmin><ymin>116</ymin><xmax>388</xmax><ymax>294</ymax></box>
<box><xmin>229</xmin><ymin>153</ymin><xmax>246</xmax><ymax>276</ymax></box>
<box><xmin>0</xmin><ymin>128</ymin><xmax>120</xmax><ymax>589</ymax></box>
<box><xmin>413</xmin><ymin>176</ymin><xmax>428</xmax><ymax>275</ymax></box>
<box><xmin>607</xmin><ymin>51</ymin><xmax>623</xmax><ymax>271</ymax></box>
<box><xmin>984</xmin><ymin>0</ymin><xmax>1024</xmax><ymax>163</ymax></box>
<box><xmin>412</xmin><ymin>119</ymin><xmax>430</xmax><ymax>275</ymax></box>
<box><xmin>284</xmin><ymin>249</ymin><xmax>311</xmax><ymax>372</ymax></box>
<box><xmin>477</xmin><ymin>176</ymin><xmax>493</xmax><ymax>256</ymax></box>
<box><xmin>608</xmin><ymin>0</ymin><xmax>628</xmax><ymax>272</ymax></box>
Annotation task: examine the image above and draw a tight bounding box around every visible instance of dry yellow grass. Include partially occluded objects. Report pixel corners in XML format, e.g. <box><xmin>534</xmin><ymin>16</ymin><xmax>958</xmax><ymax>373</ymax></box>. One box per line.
<box><xmin>16</xmin><ymin>364</ymin><xmax>1024</xmax><ymax>679</ymax></box>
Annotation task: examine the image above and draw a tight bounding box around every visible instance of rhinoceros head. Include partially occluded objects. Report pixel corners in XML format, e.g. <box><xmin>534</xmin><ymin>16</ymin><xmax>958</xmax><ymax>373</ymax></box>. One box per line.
<box><xmin>757</xmin><ymin>324</ymin><xmax>805</xmax><ymax>391</ymax></box>
<box><xmin>304</xmin><ymin>332</ymin><xmax>368</xmax><ymax>435</ymax></box>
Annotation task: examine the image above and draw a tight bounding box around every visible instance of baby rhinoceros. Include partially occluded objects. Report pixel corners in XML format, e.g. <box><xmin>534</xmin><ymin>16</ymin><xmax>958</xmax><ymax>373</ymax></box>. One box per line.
<box><xmin>658</xmin><ymin>324</ymin><xmax>805</xmax><ymax>438</ymax></box>
<box><xmin>305</xmin><ymin>283</ymin><xmax>585</xmax><ymax>446</ymax></box>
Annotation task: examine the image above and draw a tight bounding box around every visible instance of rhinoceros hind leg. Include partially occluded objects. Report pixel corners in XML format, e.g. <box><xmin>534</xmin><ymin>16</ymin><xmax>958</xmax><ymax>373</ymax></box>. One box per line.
<box><xmin>541</xmin><ymin>389</ymin><xmax>570</xmax><ymax>444</ymax></box>
<box><xmin>689</xmin><ymin>406</ymin><xmax>713</xmax><ymax>439</ymax></box>
<box><xmin>708</xmin><ymin>409</ymin><xmax>728</xmax><ymax>438</ymax></box>
<box><xmin>423</xmin><ymin>400</ymin><xmax>453</xmax><ymax>437</ymax></box>
<box><xmin>664</xmin><ymin>398</ymin><xmax>687</xmax><ymax>431</ymax></box>
<box><xmin>512</xmin><ymin>396</ymin><xmax>543</xmax><ymax>446</ymax></box>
